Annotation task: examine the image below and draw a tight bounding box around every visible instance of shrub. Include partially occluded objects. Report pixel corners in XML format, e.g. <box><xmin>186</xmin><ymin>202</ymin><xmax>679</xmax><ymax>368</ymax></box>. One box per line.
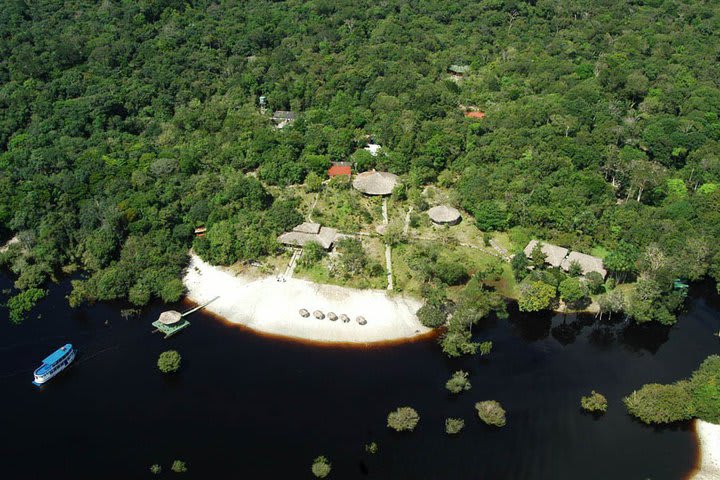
<box><xmin>479</xmin><ymin>341</ymin><xmax>493</xmax><ymax>356</ymax></box>
<box><xmin>433</xmin><ymin>261</ymin><xmax>469</xmax><ymax>286</ymax></box>
<box><xmin>150</xmin><ymin>464</ymin><xmax>161</xmax><ymax>475</ymax></box>
<box><xmin>6</xmin><ymin>288</ymin><xmax>47</xmax><ymax>324</ymax></box>
<box><xmin>157</xmin><ymin>350</ymin><xmax>182</xmax><ymax>373</ymax></box>
<box><xmin>446</xmin><ymin>370</ymin><xmax>471</xmax><ymax>394</ymax></box>
<box><xmin>299</xmin><ymin>241</ymin><xmax>325</xmax><ymax>267</ymax></box>
<box><xmin>581</xmin><ymin>391</ymin><xmax>608</xmax><ymax>413</ymax></box>
<box><xmin>475</xmin><ymin>400</ymin><xmax>506</xmax><ymax>427</ymax></box>
<box><xmin>365</xmin><ymin>442</ymin><xmax>378</xmax><ymax>454</ymax></box>
<box><xmin>417</xmin><ymin>304</ymin><xmax>446</xmax><ymax>328</ymax></box>
<box><xmin>623</xmin><ymin>382</ymin><xmax>695</xmax><ymax>424</ymax></box>
<box><xmin>445</xmin><ymin>418</ymin><xmax>465</xmax><ymax>434</ymax></box>
<box><xmin>387</xmin><ymin>406</ymin><xmax>420</xmax><ymax>432</ymax></box>
<box><xmin>311</xmin><ymin>456</ymin><xmax>331</xmax><ymax>478</ymax></box>
<box><xmin>586</xmin><ymin>271</ymin><xmax>605</xmax><ymax>294</ymax></box>
<box><xmin>171</xmin><ymin>460</ymin><xmax>187</xmax><ymax>473</ymax></box>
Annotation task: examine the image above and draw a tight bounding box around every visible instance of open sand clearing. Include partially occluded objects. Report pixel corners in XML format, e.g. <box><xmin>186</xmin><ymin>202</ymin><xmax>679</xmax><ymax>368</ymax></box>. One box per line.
<box><xmin>183</xmin><ymin>254</ymin><xmax>430</xmax><ymax>343</ymax></box>
<box><xmin>694</xmin><ymin>420</ymin><xmax>720</xmax><ymax>480</ymax></box>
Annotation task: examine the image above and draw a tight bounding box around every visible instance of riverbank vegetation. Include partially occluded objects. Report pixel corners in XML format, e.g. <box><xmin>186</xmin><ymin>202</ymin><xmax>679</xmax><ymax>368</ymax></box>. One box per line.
<box><xmin>624</xmin><ymin>355</ymin><xmax>720</xmax><ymax>424</ymax></box>
<box><xmin>2</xmin><ymin>1</ymin><xmax>720</xmax><ymax>327</ymax></box>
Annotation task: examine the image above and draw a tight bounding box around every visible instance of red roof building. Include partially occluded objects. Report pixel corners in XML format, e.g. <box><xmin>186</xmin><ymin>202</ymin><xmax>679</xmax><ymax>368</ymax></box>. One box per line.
<box><xmin>464</xmin><ymin>111</ymin><xmax>486</xmax><ymax>119</ymax></box>
<box><xmin>328</xmin><ymin>165</ymin><xmax>352</xmax><ymax>177</ymax></box>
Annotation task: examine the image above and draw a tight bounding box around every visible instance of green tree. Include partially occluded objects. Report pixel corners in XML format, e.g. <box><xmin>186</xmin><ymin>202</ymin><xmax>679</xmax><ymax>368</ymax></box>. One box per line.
<box><xmin>365</xmin><ymin>442</ymin><xmax>378</xmax><ymax>454</ymax></box>
<box><xmin>530</xmin><ymin>243</ymin><xmax>547</xmax><ymax>270</ymax></box>
<box><xmin>479</xmin><ymin>341</ymin><xmax>493</xmax><ymax>356</ymax></box>
<box><xmin>581</xmin><ymin>391</ymin><xmax>608</xmax><ymax>413</ymax></box>
<box><xmin>475</xmin><ymin>400</ymin><xmax>506</xmax><ymax>427</ymax></box>
<box><xmin>511</xmin><ymin>252</ymin><xmax>529</xmax><ymax>280</ymax></box>
<box><xmin>6</xmin><ymin>288</ymin><xmax>47</xmax><ymax>324</ymax></box>
<box><xmin>445</xmin><ymin>370</ymin><xmax>471</xmax><ymax>394</ymax></box>
<box><xmin>311</xmin><ymin>456</ymin><xmax>331</xmax><ymax>478</ymax></box>
<box><xmin>387</xmin><ymin>407</ymin><xmax>420</xmax><ymax>432</ymax></box>
<box><xmin>150</xmin><ymin>464</ymin><xmax>162</xmax><ymax>475</ymax></box>
<box><xmin>299</xmin><ymin>241</ymin><xmax>325</xmax><ymax>268</ymax></box>
<box><xmin>157</xmin><ymin>350</ymin><xmax>182</xmax><ymax>373</ymax></box>
<box><xmin>558</xmin><ymin>277</ymin><xmax>589</xmax><ymax>306</ymax></box>
<box><xmin>624</xmin><ymin>383</ymin><xmax>695</xmax><ymax>424</ymax></box>
<box><xmin>445</xmin><ymin>418</ymin><xmax>465</xmax><ymax>435</ymax></box>
<box><xmin>585</xmin><ymin>271</ymin><xmax>605</xmax><ymax>294</ymax></box>
<box><xmin>171</xmin><ymin>460</ymin><xmax>187</xmax><ymax>473</ymax></box>
<box><xmin>518</xmin><ymin>281</ymin><xmax>556</xmax><ymax>312</ymax></box>
<box><xmin>417</xmin><ymin>304</ymin><xmax>446</xmax><ymax>328</ymax></box>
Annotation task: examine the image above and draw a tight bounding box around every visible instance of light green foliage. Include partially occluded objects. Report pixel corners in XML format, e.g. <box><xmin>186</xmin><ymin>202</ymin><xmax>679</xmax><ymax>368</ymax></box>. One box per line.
<box><xmin>150</xmin><ymin>464</ymin><xmax>162</xmax><ymax>475</ymax></box>
<box><xmin>6</xmin><ymin>288</ymin><xmax>47</xmax><ymax>324</ymax></box>
<box><xmin>567</xmin><ymin>260</ymin><xmax>583</xmax><ymax>277</ymax></box>
<box><xmin>666</xmin><ymin>178</ymin><xmax>688</xmax><ymax>201</ymax></box>
<box><xmin>445</xmin><ymin>370</ymin><xmax>471</xmax><ymax>394</ymax></box>
<box><xmin>445</xmin><ymin>418</ymin><xmax>465</xmax><ymax>435</ymax></box>
<box><xmin>530</xmin><ymin>243</ymin><xmax>547</xmax><ymax>270</ymax></box>
<box><xmin>157</xmin><ymin>350</ymin><xmax>182</xmax><ymax>373</ymax></box>
<box><xmin>305</xmin><ymin>171</ymin><xmax>324</xmax><ymax>193</ymax></box>
<box><xmin>475</xmin><ymin>400</ymin><xmax>507</xmax><ymax>427</ymax></box>
<box><xmin>387</xmin><ymin>407</ymin><xmax>420</xmax><ymax>432</ymax></box>
<box><xmin>479</xmin><ymin>341</ymin><xmax>493</xmax><ymax>356</ymax></box>
<box><xmin>365</xmin><ymin>442</ymin><xmax>378</xmax><ymax>455</ymax></box>
<box><xmin>518</xmin><ymin>281</ymin><xmax>556</xmax><ymax>312</ymax></box>
<box><xmin>299</xmin><ymin>241</ymin><xmax>326</xmax><ymax>268</ymax></box>
<box><xmin>311</xmin><ymin>456</ymin><xmax>331</xmax><ymax>478</ymax></box>
<box><xmin>581</xmin><ymin>391</ymin><xmax>608</xmax><ymax>413</ymax></box>
<box><xmin>558</xmin><ymin>277</ymin><xmax>589</xmax><ymax>306</ymax></box>
<box><xmin>171</xmin><ymin>460</ymin><xmax>187</xmax><ymax>473</ymax></box>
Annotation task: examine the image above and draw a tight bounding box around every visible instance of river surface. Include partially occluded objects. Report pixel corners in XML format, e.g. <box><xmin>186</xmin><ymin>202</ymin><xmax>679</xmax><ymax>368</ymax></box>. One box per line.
<box><xmin>1</xmin><ymin>271</ymin><xmax>718</xmax><ymax>479</ymax></box>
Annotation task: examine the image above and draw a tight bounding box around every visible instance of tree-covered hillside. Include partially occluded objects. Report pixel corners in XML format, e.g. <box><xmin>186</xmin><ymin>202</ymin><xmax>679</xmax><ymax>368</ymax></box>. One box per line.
<box><xmin>1</xmin><ymin>0</ymin><xmax>719</xmax><ymax>316</ymax></box>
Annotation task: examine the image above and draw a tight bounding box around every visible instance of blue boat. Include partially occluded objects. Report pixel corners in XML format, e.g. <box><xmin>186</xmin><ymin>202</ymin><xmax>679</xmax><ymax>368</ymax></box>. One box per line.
<box><xmin>33</xmin><ymin>344</ymin><xmax>75</xmax><ymax>386</ymax></box>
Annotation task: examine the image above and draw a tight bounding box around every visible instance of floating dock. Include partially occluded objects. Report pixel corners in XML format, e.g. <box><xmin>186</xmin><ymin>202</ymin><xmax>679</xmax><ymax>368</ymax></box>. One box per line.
<box><xmin>152</xmin><ymin>296</ymin><xmax>219</xmax><ymax>338</ymax></box>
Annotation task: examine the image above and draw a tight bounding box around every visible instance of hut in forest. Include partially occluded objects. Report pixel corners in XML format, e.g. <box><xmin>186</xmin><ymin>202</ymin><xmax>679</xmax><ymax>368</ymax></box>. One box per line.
<box><xmin>277</xmin><ymin>222</ymin><xmax>338</xmax><ymax>250</ymax></box>
<box><xmin>561</xmin><ymin>251</ymin><xmax>607</xmax><ymax>278</ymax></box>
<box><xmin>523</xmin><ymin>240</ymin><xmax>569</xmax><ymax>268</ymax></box>
<box><xmin>447</xmin><ymin>65</ymin><xmax>470</xmax><ymax>77</ymax></box>
<box><xmin>427</xmin><ymin>205</ymin><xmax>462</xmax><ymax>225</ymax></box>
<box><xmin>271</xmin><ymin>110</ymin><xmax>297</xmax><ymax>128</ymax></box>
<box><xmin>352</xmin><ymin>170</ymin><xmax>399</xmax><ymax>196</ymax></box>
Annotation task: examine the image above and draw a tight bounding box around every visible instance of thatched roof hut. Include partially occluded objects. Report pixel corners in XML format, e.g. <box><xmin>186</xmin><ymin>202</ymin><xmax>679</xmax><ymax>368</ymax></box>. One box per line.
<box><xmin>299</xmin><ymin>309</ymin><xmax>310</xmax><ymax>318</ymax></box>
<box><xmin>561</xmin><ymin>251</ymin><xmax>607</xmax><ymax>278</ymax></box>
<box><xmin>523</xmin><ymin>240</ymin><xmax>569</xmax><ymax>268</ymax></box>
<box><xmin>313</xmin><ymin>310</ymin><xmax>325</xmax><ymax>319</ymax></box>
<box><xmin>356</xmin><ymin>316</ymin><xmax>367</xmax><ymax>325</ymax></box>
<box><xmin>277</xmin><ymin>222</ymin><xmax>338</xmax><ymax>249</ymax></box>
<box><xmin>340</xmin><ymin>314</ymin><xmax>350</xmax><ymax>323</ymax></box>
<box><xmin>158</xmin><ymin>310</ymin><xmax>182</xmax><ymax>325</ymax></box>
<box><xmin>327</xmin><ymin>312</ymin><xmax>338</xmax><ymax>321</ymax></box>
<box><xmin>352</xmin><ymin>171</ymin><xmax>399</xmax><ymax>196</ymax></box>
<box><xmin>428</xmin><ymin>205</ymin><xmax>462</xmax><ymax>225</ymax></box>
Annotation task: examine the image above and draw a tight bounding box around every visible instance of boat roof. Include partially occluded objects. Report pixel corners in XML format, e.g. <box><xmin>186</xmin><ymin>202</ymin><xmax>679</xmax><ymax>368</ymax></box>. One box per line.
<box><xmin>42</xmin><ymin>344</ymin><xmax>72</xmax><ymax>365</ymax></box>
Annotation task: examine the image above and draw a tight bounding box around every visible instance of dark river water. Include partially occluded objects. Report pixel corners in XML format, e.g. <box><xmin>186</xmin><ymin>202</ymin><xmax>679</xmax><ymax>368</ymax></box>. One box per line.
<box><xmin>1</xmin><ymin>270</ymin><xmax>719</xmax><ymax>480</ymax></box>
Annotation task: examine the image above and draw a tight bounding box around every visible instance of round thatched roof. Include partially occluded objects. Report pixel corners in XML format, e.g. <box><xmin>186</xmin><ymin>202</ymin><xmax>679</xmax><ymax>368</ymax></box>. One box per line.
<box><xmin>340</xmin><ymin>314</ymin><xmax>350</xmax><ymax>323</ymax></box>
<box><xmin>327</xmin><ymin>312</ymin><xmax>338</xmax><ymax>321</ymax></box>
<box><xmin>299</xmin><ymin>308</ymin><xmax>310</xmax><ymax>318</ymax></box>
<box><xmin>356</xmin><ymin>316</ymin><xmax>367</xmax><ymax>325</ymax></box>
<box><xmin>313</xmin><ymin>310</ymin><xmax>325</xmax><ymax>319</ymax></box>
<box><xmin>158</xmin><ymin>310</ymin><xmax>182</xmax><ymax>325</ymax></box>
<box><xmin>428</xmin><ymin>205</ymin><xmax>461</xmax><ymax>225</ymax></box>
<box><xmin>353</xmin><ymin>171</ymin><xmax>399</xmax><ymax>195</ymax></box>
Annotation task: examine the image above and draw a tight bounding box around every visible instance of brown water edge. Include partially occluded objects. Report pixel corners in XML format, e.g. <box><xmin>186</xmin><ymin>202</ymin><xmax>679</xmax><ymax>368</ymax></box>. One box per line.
<box><xmin>180</xmin><ymin>297</ymin><xmax>441</xmax><ymax>349</ymax></box>
<box><xmin>686</xmin><ymin>419</ymin><xmax>704</xmax><ymax>480</ymax></box>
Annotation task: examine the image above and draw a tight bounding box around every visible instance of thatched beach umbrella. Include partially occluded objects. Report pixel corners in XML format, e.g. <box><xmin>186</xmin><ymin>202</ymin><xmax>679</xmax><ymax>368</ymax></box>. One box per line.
<box><xmin>356</xmin><ymin>316</ymin><xmax>367</xmax><ymax>325</ymax></box>
<box><xmin>158</xmin><ymin>310</ymin><xmax>182</xmax><ymax>325</ymax></box>
<box><xmin>299</xmin><ymin>309</ymin><xmax>310</xmax><ymax>318</ymax></box>
<box><xmin>327</xmin><ymin>312</ymin><xmax>338</xmax><ymax>321</ymax></box>
<box><xmin>313</xmin><ymin>310</ymin><xmax>325</xmax><ymax>319</ymax></box>
<box><xmin>340</xmin><ymin>314</ymin><xmax>350</xmax><ymax>323</ymax></box>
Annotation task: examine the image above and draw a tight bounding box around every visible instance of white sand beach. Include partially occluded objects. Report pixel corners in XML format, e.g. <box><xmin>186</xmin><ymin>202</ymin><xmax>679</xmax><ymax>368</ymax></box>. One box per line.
<box><xmin>183</xmin><ymin>254</ymin><xmax>430</xmax><ymax>343</ymax></box>
<box><xmin>694</xmin><ymin>420</ymin><xmax>720</xmax><ymax>479</ymax></box>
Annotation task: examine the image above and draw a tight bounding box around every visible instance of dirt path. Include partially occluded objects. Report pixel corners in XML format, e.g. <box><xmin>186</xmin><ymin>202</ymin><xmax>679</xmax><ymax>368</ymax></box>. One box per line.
<box><xmin>382</xmin><ymin>198</ymin><xmax>393</xmax><ymax>290</ymax></box>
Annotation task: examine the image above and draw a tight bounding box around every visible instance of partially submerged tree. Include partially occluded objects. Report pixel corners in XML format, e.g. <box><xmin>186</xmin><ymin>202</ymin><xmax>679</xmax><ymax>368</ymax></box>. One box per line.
<box><xmin>311</xmin><ymin>456</ymin><xmax>332</xmax><ymax>478</ymax></box>
<box><xmin>171</xmin><ymin>460</ymin><xmax>187</xmax><ymax>473</ymax></box>
<box><xmin>445</xmin><ymin>418</ymin><xmax>465</xmax><ymax>435</ymax></box>
<box><xmin>581</xmin><ymin>391</ymin><xmax>608</xmax><ymax>413</ymax></box>
<box><xmin>475</xmin><ymin>400</ymin><xmax>506</xmax><ymax>427</ymax></box>
<box><xmin>445</xmin><ymin>370</ymin><xmax>471</xmax><ymax>394</ymax></box>
<box><xmin>387</xmin><ymin>407</ymin><xmax>420</xmax><ymax>432</ymax></box>
<box><xmin>157</xmin><ymin>350</ymin><xmax>182</xmax><ymax>373</ymax></box>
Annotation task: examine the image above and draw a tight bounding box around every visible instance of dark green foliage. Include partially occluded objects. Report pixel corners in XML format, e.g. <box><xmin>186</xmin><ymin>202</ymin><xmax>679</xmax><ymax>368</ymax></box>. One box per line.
<box><xmin>585</xmin><ymin>271</ymin><xmax>605</xmax><ymax>295</ymax></box>
<box><xmin>6</xmin><ymin>288</ymin><xmax>47</xmax><ymax>324</ymax></box>
<box><xmin>299</xmin><ymin>241</ymin><xmax>325</xmax><ymax>268</ymax></box>
<box><xmin>157</xmin><ymin>350</ymin><xmax>181</xmax><ymax>373</ymax></box>
<box><xmin>581</xmin><ymin>391</ymin><xmax>608</xmax><ymax>413</ymax></box>
<box><xmin>624</xmin><ymin>355</ymin><xmax>720</xmax><ymax>424</ymax></box>
<box><xmin>387</xmin><ymin>407</ymin><xmax>420</xmax><ymax>432</ymax></box>
<box><xmin>416</xmin><ymin>303</ymin><xmax>446</xmax><ymax>328</ymax></box>
<box><xmin>511</xmin><ymin>252</ymin><xmax>529</xmax><ymax>281</ymax></box>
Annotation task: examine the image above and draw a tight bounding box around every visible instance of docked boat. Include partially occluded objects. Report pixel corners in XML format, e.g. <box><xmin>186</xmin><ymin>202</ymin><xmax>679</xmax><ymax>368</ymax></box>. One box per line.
<box><xmin>33</xmin><ymin>344</ymin><xmax>75</xmax><ymax>386</ymax></box>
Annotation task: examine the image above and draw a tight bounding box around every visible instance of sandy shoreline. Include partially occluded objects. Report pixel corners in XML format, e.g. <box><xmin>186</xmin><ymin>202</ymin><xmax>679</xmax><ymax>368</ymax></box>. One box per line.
<box><xmin>183</xmin><ymin>254</ymin><xmax>430</xmax><ymax>343</ymax></box>
<box><xmin>693</xmin><ymin>420</ymin><xmax>720</xmax><ymax>479</ymax></box>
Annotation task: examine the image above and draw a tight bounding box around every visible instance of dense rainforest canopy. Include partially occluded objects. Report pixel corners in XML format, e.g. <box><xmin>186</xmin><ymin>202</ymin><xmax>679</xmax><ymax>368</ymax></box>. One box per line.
<box><xmin>1</xmin><ymin>0</ymin><xmax>720</xmax><ymax>316</ymax></box>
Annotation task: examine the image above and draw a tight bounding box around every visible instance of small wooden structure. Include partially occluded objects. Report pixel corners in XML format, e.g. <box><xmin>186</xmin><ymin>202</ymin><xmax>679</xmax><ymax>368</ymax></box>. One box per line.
<box><xmin>152</xmin><ymin>296</ymin><xmax>219</xmax><ymax>338</ymax></box>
